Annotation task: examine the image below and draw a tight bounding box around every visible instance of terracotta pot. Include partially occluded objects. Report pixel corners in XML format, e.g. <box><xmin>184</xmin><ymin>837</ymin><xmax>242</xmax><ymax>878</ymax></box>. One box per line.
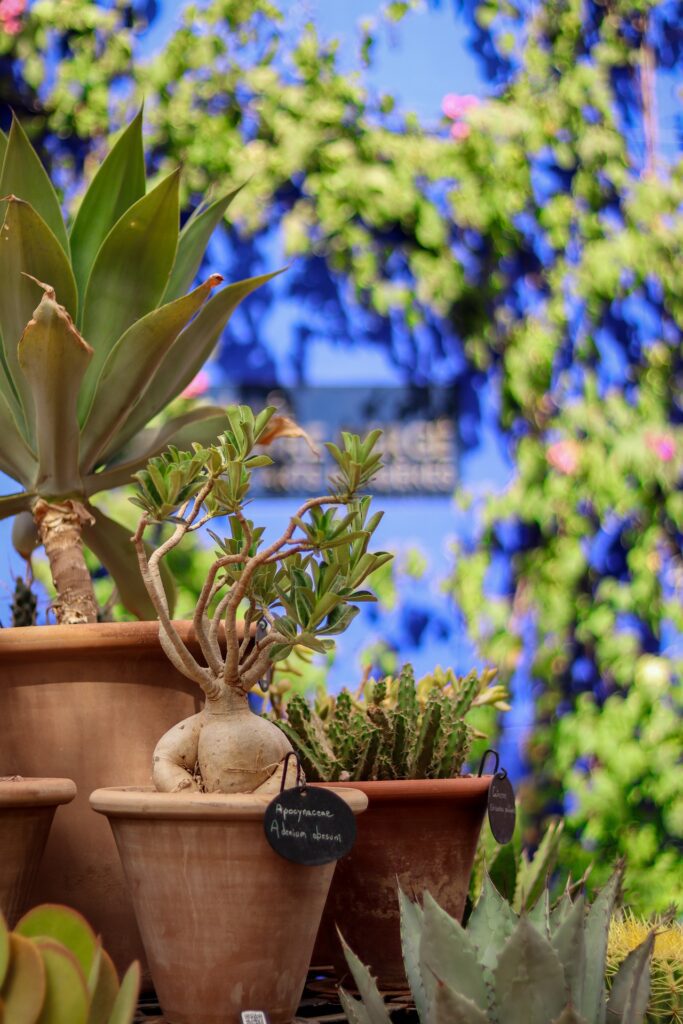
<box><xmin>313</xmin><ymin>776</ymin><xmax>492</xmax><ymax>988</ymax></box>
<box><xmin>90</xmin><ymin>786</ymin><xmax>369</xmax><ymax>1024</ymax></box>
<box><xmin>0</xmin><ymin>621</ymin><xmax>204</xmax><ymax>972</ymax></box>
<box><xmin>0</xmin><ymin>776</ymin><xmax>76</xmax><ymax>927</ymax></box>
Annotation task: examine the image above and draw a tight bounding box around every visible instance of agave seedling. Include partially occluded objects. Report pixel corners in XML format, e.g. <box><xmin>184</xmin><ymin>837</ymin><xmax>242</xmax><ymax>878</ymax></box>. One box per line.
<box><xmin>271</xmin><ymin>663</ymin><xmax>508</xmax><ymax>781</ymax></box>
<box><xmin>341</xmin><ymin>864</ymin><xmax>655</xmax><ymax>1024</ymax></box>
<box><xmin>0</xmin><ymin>112</ymin><xmax>277</xmax><ymax>623</ymax></box>
<box><xmin>131</xmin><ymin>407</ymin><xmax>391</xmax><ymax>793</ymax></box>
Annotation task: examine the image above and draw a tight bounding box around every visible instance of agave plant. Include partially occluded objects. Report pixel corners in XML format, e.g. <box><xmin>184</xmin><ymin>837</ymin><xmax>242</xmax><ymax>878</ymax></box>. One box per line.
<box><xmin>1</xmin><ymin>902</ymin><xmax>139</xmax><ymax>1023</ymax></box>
<box><xmin>0</xmin><ymin>111</ymin><xmax>277</xmax><ymax>623</ymax></box>
<box><xmin>341</xmin><ymin>865</ymin><xmax>655</xmax><ymax>1024</ymax></box>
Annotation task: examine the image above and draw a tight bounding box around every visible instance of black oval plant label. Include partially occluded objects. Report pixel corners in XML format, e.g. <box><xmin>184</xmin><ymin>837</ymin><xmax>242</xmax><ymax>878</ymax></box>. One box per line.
<box><xmin>488</xmin><ymin>773</ymin><xmax>516</xmax><ymax>844</ymax></box>
<box><xmin>264</xmin><ymin>786</ymin><xmax>356</xmax><ymax>866</ymax></box>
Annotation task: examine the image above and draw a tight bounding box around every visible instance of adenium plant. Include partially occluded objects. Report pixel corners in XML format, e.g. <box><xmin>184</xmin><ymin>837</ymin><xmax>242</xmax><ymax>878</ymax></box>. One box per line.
<box><xmin>0</xmin><ymin>111</ymin><xmax>276</xmax><ymax>624</ymax></box>
<box><xmin>131</xmin><ymin>405</ymin><xmax>391</xmax><ymax>795</ymax></box>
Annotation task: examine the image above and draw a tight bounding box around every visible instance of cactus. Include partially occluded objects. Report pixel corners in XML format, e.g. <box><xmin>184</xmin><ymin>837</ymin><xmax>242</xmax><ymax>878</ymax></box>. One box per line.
<box><xmin>0</xmin><ymin>903</ymin><xmax>139</xmax><ymax>1023</ymax></box>
<box><xmin>10</xmin><ymin>575</ymin><xmax>37</xmax><ymax>626</ymax></box>
<box><xmin>607</xmin><ymin>910</ymin><xmax>683</xmax><ymax>1023</ymax></box>
<box><xmin>341</xmin><ymin>863</ymin><xmax>655</xmax><ymax>1024</ymax></box>
<box><xmin>271</xmin><ymin>663</ymin><xmax>507</xmax><ymax>782</ymax></box>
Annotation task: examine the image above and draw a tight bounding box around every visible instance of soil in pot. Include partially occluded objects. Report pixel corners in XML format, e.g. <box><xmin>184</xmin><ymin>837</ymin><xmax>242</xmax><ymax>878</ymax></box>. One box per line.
<box><xmin>0</xmin><ymin>776</ymin><xmax>76</xmax><ymax>927</ymax></box>
<box><xmin>312</xmin><ymin>775</ymin><xmax>492</xmax><ymax>988</ymax></box>
<box><xmin>0</xmin><ymin>621</ymin><xmax>204</xmax><ymax>972</ymax></box>
<box><xmin>90</xmin><ymin>785</ymin><xmax>368</xmax><ymax>1024</ymax></box>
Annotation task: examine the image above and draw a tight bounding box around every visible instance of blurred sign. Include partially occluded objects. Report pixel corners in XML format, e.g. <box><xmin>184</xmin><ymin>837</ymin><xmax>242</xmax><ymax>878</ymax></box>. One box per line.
<box><xmin>211</xmin><ymin>387</ymin><xmax>458</xmax><ymax>497</ymax></box>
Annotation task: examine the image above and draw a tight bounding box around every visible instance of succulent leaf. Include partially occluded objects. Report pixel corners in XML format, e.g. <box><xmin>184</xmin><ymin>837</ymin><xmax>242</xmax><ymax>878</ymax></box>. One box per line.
<box><xmin>106</xmin><ymin>961</ymin><xmax>140</xmax><ymax>1024</ymax></box>
<box><xmin>86</xmin><ymin>947</ymin><xmax>119</xmax><ymax>1023</ymax></box>
<box><xmin>79</xmin><ymin>169</ymin><xmax>180</xmax><ymax>405</ymax></box>
<box><xmin>0</xmin><ymin>910</ymin><xmax>8</xmax><ymax>988</ymax></box>
<box><xmin>17</xmin><ymin>287</ymin><xmax>93</xmax><ymax>496</ymax></box>
<box><xmin>69</xmin><ymin>109</ymin><xmax>146</xmax><ymax>302</ymax></box>
<box><xmin>0</xmin><ymin>389</ymin><xmax>36</xmax><ymax>485</ymax></box>
<box><xmin>15</xmin><ymin>904</ymin><xmax>98</xmax><ymax>979</ymax></box>
<box><xmin>340</xmin><ymin>933</ymin><xmax>392</xmax><ymax>1024</ymax></box>
<box><xmin>466</xmin><ymin>872</ymin><xmax>518</xmax><ymax>971</ymax></box>
<box><xmin>0</xmin><ymin>115</ymin><xmax>69</xmax><ymax>253</ymax></box>
<box><xmin>0</xmin><ymin>932</ymin><xmax>46</xmax><ymax>1022</ymax></box>
<box><xmin>551</xmin><ymin>895</ymin><xmax>587</xmax><ymax>1009</ymax></box>
<box><xmin>398</xmin><ymin>886</ymin><xmax>428</xmax><ymax>1021</ymax></box>
<box><xmin>163</xmin><ymin>186</ymin><xmax>243</xmax><ymax>303</ymax></box>
<box><xmin>605</xmin><ymin>932</ymin><xmax>654</xmax><ymax>1024</ymax></box>
<box><xmin>493</xmin><ymin>916</ymin><xmax>568</xmax><ymax>1024</ymax></box>
<box><xmin>581</xmin><ymin>867</ymin><xmax>624</xmax><ymax>1024</ymax></box>
<box><xmin>420</xmin><ymin>891</ymin><xmax>489</xmax><ymax>1014</ymax></box>
<box><xmin>430</xmin><ymin>982</ymin><xmax>490</xmax><ymax>1024</ymax></box>
<box><xmin>33</xmin><ymin>937</ymin><xmax>89</xmax><ymax>1024</ymax></box>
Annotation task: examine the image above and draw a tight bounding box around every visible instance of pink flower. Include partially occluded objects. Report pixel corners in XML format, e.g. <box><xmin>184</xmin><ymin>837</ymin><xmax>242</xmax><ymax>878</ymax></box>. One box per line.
<box><xmin>0</xmin><ymin>0</ymin><xmax>26</xmax><ymax>33</ymax></box>
<box><xmin>646</xmin><ymin>431</ymin><xmax>676</xmax><ymax>462</ymax></box>
<box><xmin>450</xmin><ymin>121</ymin><xmax>471</xmax><ymax>141</ymax></box>
<box><xmin>441</xmin><ymin>93</ymin><xmax>479</xmax><ymax>120</ymax></box>
<box><xmin>547</xmin><ymin>439</ymin><xmax>581</xmax><ymax>475</ymax></box>
<box><xmin>181</xmin><ymin>370</ymin><xmax>211</xmax><ymax>399</ymax></box>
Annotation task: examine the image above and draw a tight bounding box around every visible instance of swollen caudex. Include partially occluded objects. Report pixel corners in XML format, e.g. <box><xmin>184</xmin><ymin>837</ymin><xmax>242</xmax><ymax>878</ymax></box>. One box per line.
<box><xmin>152</xmin><ymin>690</ymin><xmax>293</xmax><ymax>795</ymax></box>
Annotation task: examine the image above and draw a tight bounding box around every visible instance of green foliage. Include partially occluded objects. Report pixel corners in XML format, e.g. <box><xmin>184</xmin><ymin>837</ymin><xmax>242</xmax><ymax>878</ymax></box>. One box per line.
<box><xmin>0</xmin><ymin>111</ymin><xmax>275</xmax><ymax>619</ymax></box>
<box><xmin>133</xmin><ymin>410</ymin><xmax>391</xmax><ymax>667</ymax></box>
<box><xmin>270</xmin><ymin>663</ymin><xmax>507</xmax><ymax>781</ymax></box>
<box><xmin>0</xmin><ymin>903</ymin><xmax>139</xmax><ymax>1024</ymax></box>
<box><xmin>470</xmin><ymin>818</ymin><xmax>566</xmax><ymax>913</ymax></box>
<box><xmin>341</xmin><ymin>865</ymin><xmax>656</xmax><ymax>1024</ymax></box>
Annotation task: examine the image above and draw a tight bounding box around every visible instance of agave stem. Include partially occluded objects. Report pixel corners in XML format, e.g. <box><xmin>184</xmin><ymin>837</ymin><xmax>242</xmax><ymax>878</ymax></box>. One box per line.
<box><xmin>32</xmin><ymin>498</ymin><xmax>99</xmax><ymax>624</ymax></box>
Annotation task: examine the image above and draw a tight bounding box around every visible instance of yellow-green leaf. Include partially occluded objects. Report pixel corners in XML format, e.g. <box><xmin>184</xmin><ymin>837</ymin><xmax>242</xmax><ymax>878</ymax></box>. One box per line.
<box><xmin>0</xmin><ymin>934</ymin><xmax>46</xmax><ymax>1024</ymax></box>
<box><xmin>33</xmin><ymin>938</ymin><xmax>88</xmax><ymax>1024</ymax></box>
<box><xmin>162</xmin><ymin>185</ymin><xmax>243</xmax><ymax>303</ymax></box>
<box><xmin>0</xmin><ymin>115</ymin><xmax>69</xmax><ymax>253</ymax></box>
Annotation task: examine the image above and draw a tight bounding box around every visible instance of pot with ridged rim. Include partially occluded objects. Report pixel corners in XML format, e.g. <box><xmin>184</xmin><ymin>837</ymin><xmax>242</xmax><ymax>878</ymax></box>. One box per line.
<box><xmin>312</xmin><ymin>775</ymin><xmax>493</xmax><ymax>988</ymax></box>
<box><xmin>90</xmin><ymin>785</ymin><xmax>368</xmax><ymax>1024</ymax></box>
<box><xmin>0</xmin><ymin>775</ymin><xmax>76</xmax><ymax>927</ymax></box>
<box><xmin>0</xmin><ymin>620</ymin><xmax>208</xmax><ymax>974</ymax></box>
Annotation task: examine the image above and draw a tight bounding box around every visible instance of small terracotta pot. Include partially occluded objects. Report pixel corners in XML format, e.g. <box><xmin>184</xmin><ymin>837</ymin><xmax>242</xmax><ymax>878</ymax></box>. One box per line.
<box><xmin>0</xmin><ymin>621</ymin><xmax>205</xmax><ymax>972</ymax></box>
<box><xmin>313</xmin><ymin>776</ymin><xmax>492</xmax><ymax>987</ymax></box>
<box><xmin>0</xmin><ymin>776</ymin><xmax>76</xmax><ymax>927</ymax></box>
<box><xmin>91</xmin><ymin>785</ymin><xmax>368</xmax><ymax>1024</ymax></box>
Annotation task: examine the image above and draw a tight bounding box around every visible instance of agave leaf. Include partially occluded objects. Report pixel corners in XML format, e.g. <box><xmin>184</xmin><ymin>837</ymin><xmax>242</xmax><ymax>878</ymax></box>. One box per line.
<box><xmin>87</xmin><ymin>407</ymin><xmax>227</xmax><ymax>493</ymax></box>
<box><xmin>0</xmin><ymin>128</ymin><xmax>7</xmax><ymax>165</ymax></box>
<box><xmin>0</xmin><ymin>389</ymin><xmax>36</xmax><ymax>487</ymax></box>
<box><xmin>528</xmin><ymin>887</ymin><xmax>551</xmax><ymax>937</ymax></box>
<box><xmin>466</xmin><ymin>871</ymin><xmax>518</xmax><ymax>971</ymax></box>
<box><xmin>87</xmin><ymin>947</ymin><xmax>119</xmax><ymax>1024</ymax></box>
<box><xmin>0</xmin><ymin>115</ymin><xmax>69</xmax><ymax>253</ymax></box>
<box><xmin>605</xmin><ymin>931</ymin><xmax>654</xmax><ymax>1024</ymax></box>
<box><xmin>79</xmin><ymin>274</ymin><xmax>222</xmax><ymax>467</ymax></box>
<box><xmin>16</xmin><ymin>904</ymin><xmax>98</xmax><ymax>979</ymax></box>
<box><xmin>339</xmin><ymin>933</ymin><xmax>392</xmax><ymax>1024</ymax></box>
<box><xmin>493</xmin><ymin>916</ymin><xmax>568</xmax><ymax>1024</ymax></box>
<box><xmin>162</xmin><ymin>186</ymin><xmax>243</xmax><ymax>303</ymax></box>
<box><xmin>106</xmin><ymin>961</ymin><xmax>140</xmax><ymax>1024</ymax></box>
<box><xmin>0</xmin><ymin>933</ymin><xmax>46</xmax><ymax>1023</ymax></box>
<box><xmin>430</xmin><ymin>982</ymin><xmax>490</xmax><ymax>1024</ymax></box>
<box><xmin>0</xmin><ymin>910</ymin><xmax>8</xmax><ymax>988</ymax></box>
<box><xmin>551</xmin><ymin>894</ymin><xmax>586</xmax><ymax>1010</ymax></box>
<box><xmin>398</xmin><ymin>886</ymin><xmax>428</xmax><ymax>1021</ymax></box>
<box><xmin>0</xmin><ymin>199</ymin><xmax>78</xmax><ymax>432</ymax></box>
<box><xmin>105</xmin><ymin>269</ymin><xmax>283</xmax><ymax>457</ymax></box>
<box><xmin>338</xmin><ymin>988</ymin><xmax>374</xmax><ymax>1024</ymax></box>
<box><xmin>69</xmin><ymin>109</ymin><xmax>146</xmax><ymax>303</ymax></box>
<box><xmin>514</xmin><ymin>821</ymin><xmax>564</xmax><ymax>913</ymax></box>
<box><xmin>81</xmin><ymin>502</ymin><xmax>176</xmax><ymax>620</ymax></box>
<box><xmin>580</xmin><ymin>866</ymin><xmax>623</xmax><ymax>1024</ymax></box>
<box><xmin>79</xmin><ymin>169</ymin><xmax>180</xmax><ymax>406</ymax></box>
<box><xmin>17</xmin><ymin>286</ymin><xmax>92</xmax><ymax>496</ymax></box>
<box><xmin>420</xmin><ymin>891</ymin><xmax>489</xmax><ymax>1013</ymax></box>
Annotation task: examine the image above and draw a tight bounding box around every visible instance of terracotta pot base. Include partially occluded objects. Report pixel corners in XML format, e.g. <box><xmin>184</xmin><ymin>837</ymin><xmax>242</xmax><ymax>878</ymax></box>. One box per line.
<box><xmin>313</xmin><ymin>776</ymin><xmax>492</xmax><ymax>987</ymax></box>
<box><xmin>0</xmin><ymin>621</ymin><xmax>204</xmax><ymax>973</ymax></box>
<box><xmin>91</xmin><ymin>786</ymin><xmax>368</xmax><ymax>1024</ymax></box>
<box><xmin>0</xmin><ymin>776</ymin><xmax>76</xmax><ymax>927</ymax></box>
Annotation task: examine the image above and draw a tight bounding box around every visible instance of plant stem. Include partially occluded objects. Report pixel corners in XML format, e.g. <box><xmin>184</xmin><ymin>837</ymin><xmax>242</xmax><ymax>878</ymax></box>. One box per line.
<box><xmin>33</xmin><ymin>498</ymin><xmax>98</xmax><ymax>624</ymax></box>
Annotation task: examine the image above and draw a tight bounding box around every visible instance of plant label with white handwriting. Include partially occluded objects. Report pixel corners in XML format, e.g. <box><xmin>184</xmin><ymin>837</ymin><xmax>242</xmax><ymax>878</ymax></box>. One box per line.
<box><xmin>264</xmin><ymin>786</ymin><xmax>356</xmax><ymax>866</ymax></box>
<box><xmin>241</xmin><ymin>1012</ymin><xmax>269</xmax><ymax>1024</ymax></box>
<box><xmin>488</xmin><ymin>773</ymin><xmax>516</xmax><ymax>844</ymax></box>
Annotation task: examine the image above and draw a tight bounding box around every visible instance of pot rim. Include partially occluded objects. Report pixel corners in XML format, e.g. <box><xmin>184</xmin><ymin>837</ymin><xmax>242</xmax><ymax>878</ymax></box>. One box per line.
<box><xmin>0</xmin><ymin>619</ymin><xmax>239</xmax><ymax>660</ymax></box>
<box><xmin>0</xmin><ymin>776</ymin><xmax>77</xmax><ymax>807</ymax></box>
<box><xmin>316</xmin><ymin>775</ymin><xmax>493</xmax><ymax>802</ymax></box>
<box><xmin>90</xmin><ymin>785</ymin><xmax>369</xmax><ymax>820</ymax></box>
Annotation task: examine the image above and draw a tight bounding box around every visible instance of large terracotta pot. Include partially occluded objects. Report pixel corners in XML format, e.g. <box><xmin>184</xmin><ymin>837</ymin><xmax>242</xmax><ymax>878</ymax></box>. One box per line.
<box><xmin>0</xmin><ymin>776</ymin><xmax>76</xmax><ymax>927</ymax></box>
<box><xmin>0</xmin><ymin>621</ymin><xmax>202</xmax><ymax>972</ymax></box>
<box><xmin>313</xmin><ymin>776</ymin><xmax>492</xmax><ymax>988</ymax></box>
<box><xmin>91</xmin><ymin>785</ymin><xmax>368</xmax><ymax>1024</ymax></box>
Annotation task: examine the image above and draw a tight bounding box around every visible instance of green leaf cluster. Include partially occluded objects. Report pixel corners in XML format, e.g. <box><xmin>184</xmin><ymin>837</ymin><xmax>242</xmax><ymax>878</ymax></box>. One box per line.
<box><xmin>270</xmin><ymin>662</ymin><xmax>506</xmax><ymax>781</ymax></box>
<box><xmin>0</xmin><ymin>903</ymin><xmax>139</xmax><ymax>1024</ymax></box>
